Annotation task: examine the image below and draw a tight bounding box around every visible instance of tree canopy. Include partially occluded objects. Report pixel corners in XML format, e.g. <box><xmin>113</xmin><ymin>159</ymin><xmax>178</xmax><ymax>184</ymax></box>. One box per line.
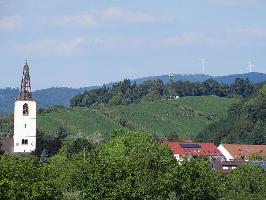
<box><xmin>70</xmin><ymin>78</ymin><xmax>257</xmax><ymax>107</ymax></box>
<box><xmin>0</xmin><ymin>129</ymin><xmax>265</xmax><ymax>200</ymax></box>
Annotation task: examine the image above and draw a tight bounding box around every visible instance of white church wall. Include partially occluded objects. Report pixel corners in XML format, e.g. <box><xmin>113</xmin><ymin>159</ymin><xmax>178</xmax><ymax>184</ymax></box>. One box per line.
<box><xmin>13</xmin><ymin>100</ymin><xmax>36</xmax><ymax>153</ymax></box>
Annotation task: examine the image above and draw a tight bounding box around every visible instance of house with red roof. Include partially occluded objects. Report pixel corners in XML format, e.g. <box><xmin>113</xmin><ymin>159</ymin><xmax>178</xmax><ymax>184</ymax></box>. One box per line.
<box><xmin>164</xmin><ymin>141</ymin><xmax>223</xmax><ymax>161</ymax></box>
<box><xmin>218</xmin><ymin>144</ymin><xmax>266</xmax><ymax>161</ymax></box>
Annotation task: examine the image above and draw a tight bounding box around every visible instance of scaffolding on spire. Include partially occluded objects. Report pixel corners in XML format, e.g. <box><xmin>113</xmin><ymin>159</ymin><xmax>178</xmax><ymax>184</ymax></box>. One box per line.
<box><xmin>17</xmin><ymin>61</ymin><xmax>33</xmax><ymax>100</ymax></box>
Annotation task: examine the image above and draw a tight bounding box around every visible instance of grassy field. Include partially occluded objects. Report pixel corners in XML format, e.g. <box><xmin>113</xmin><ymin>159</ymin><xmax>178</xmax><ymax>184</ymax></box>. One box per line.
<box><xmin>36</xmin><ymin>96</ymin><xmax>239</xmax><ymax>138</ymax></box>
<box><xmin>112</xmin><ymin>96</ymin><xmax>238</xmax><ymax>135</ymax></box>
<box><xmin>37</xmin><ymin>107</ymin><xmax>122</xmax><ymax>137</ymax></box>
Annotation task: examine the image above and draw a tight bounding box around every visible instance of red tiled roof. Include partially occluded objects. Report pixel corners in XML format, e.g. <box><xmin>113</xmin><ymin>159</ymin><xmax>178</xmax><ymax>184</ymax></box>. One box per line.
<box><xmin>221</xmin><ymin>144</ymin><xmax>266</xmax><ymax>158</ymax></box>
<box><xmin>163</xmin><ymin>141</ymin><xmax>222</xmax><ymax>156</ymax></box>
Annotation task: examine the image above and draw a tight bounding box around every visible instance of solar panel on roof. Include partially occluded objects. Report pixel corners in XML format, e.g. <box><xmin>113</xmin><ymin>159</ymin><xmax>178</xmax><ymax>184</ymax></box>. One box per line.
<box><xmin>180</xmin><ymin>143</ymin><xmax>202</xmax><ymax>148</ymax></box>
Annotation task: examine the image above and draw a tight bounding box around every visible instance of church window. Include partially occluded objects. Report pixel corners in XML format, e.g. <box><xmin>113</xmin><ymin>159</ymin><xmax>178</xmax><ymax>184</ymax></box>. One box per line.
<box><xmin>23</xmin><ymin>103</ymin><xmax>29</xmax><ymax>116</ymax></box>
<box><xmin>25</xmin><ymin>124</ymin><xmax>27</xmax><ymax>128</ymax></box>
<box><xmin>22</xmin><ymin>139</ymin><xmax>28</xmax><ymax>145</ymax></box>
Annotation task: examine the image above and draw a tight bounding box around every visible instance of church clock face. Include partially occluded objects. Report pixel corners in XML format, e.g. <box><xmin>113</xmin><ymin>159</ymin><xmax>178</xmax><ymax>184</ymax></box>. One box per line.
<box><xmin>16</xmin><ymin>142</ymin><xmax>19</xmax><ymax>146</ymax></box>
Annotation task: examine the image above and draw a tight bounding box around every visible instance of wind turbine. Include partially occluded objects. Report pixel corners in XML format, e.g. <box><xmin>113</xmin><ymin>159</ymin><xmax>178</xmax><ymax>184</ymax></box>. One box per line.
<box><xmin>201</xmin><ymin>58</ymin><xmax>206</xmax><ymax>74</ymax></box>
<box><xmin>247</xmin><ymin>59</ymin><xmax>255</xmax><ymax>73</ymax></box>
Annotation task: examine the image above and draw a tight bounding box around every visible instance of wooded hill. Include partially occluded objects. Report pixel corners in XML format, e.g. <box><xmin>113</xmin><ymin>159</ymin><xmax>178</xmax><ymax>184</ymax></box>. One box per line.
<box><xmin>37</xmin><ymin>96</ymin><xmax>239</xmax><ymax>140</ymax></box>
<box><xmin>0</xmin><ymin>96</ymin><xmax>238</xmax><ymax>142</ymax></box>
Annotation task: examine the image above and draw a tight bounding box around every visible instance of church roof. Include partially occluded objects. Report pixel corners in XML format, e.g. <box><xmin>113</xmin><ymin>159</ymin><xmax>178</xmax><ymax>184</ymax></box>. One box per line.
<box><xmin>16</xmin><ymin>61</ymin><xmax>34</xmax><ymax>101</ymax></box>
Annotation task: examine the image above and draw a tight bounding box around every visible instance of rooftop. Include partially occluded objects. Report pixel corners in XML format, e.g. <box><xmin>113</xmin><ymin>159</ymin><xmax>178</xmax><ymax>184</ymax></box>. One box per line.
<box><xmin>221</xmin><ymin>144</ymin><xmax>266</xmax><ymax>158</ymax></box>
<box><xmin>164</xmin><ymin>141</ymin><xmax>222</xmax><ymax>157</ymax></box>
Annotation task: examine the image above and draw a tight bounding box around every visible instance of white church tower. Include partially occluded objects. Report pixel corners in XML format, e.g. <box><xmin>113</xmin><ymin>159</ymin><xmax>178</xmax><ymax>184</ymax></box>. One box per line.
<box><xmin>13</xmin><ymin>61</ymin><xmax>36</xmax><ymax>153</ymax></box>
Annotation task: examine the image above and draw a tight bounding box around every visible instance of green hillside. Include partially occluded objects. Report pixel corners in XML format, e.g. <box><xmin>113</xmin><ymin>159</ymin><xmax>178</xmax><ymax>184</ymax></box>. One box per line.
<box><xmin>36</xmin><ymin>96</ymin><xmax>238</xmax><ymax>139</ymax></box>
<box><xmin>111</xmin><ymin>96</ymin><xmax>238</xmax><ymax>135</ymax></box>
<box><xmin>37</xmin><ymin>108</ymin><xmax>122</xmax><ymax>137</ymax></box>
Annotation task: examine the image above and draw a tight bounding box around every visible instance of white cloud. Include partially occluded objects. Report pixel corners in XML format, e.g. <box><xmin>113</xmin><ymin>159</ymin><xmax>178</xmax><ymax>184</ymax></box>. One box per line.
<box><xmin>19</xmin><ymin>37</ymin><xmax>86</xmax><ymax>56</ymax></box>
<box><xmin>100</xmin><ymin>6</ymin><xmax>173</xmax><ymax>24</ymax></box>
<box><xmin>56</xmin><ymin>7</ymin><xmax>174</xmax><ymax>28</ymax></box>
<box><xmin>164</xmin><ymin>32</ymin><xmax>232</xmax><ymax>47</ymax></box>
<box><xmin>164</xmin><ymin>32</ymin><xmax>204</xmax><ymax>46</ymax></box>
<box><xmin>56</xmin><ymin>12</ymin><xmax>98</xmax><ymax>28</ymax></box>
<box><xmin>228</xmin><ymin>28</ymin><xmax>266</xmax><ymax>38</ymax></box>
<box><xmin>17</xmin><ymin>36</ymin><xmax>109</xmax><ymax>56</ymax></box>
<box><xmin>0</xmin><ymin>15</ymin><xmax>21</xmax><ymax>31</ymax></box>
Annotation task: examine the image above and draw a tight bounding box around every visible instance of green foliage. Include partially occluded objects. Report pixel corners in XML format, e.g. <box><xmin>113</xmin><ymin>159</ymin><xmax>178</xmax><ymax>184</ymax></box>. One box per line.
<box><xmin>41</xmin><ymin>155</ymin><xmax>80</xmax><ymax>193</ymax></box>
<box><xmin>164</xmin><ymin>132</ymin><xmax>180</xmax><ymax>142</ymax></box>
<box><xmin>111</xmin><ymin>96</ymin><xmax>238</xmax><ymax>137</ymax></box>
<box><xmin>228</xmin><ymin>78</ymin><xmax>257</xmax><ymax>98</ymax></box>
<box><xmin>75</xmin><ymin>130</ymin><xmax>227</xmax><ymax>200</ymax></box>
<box><xmin>58</xmin><ymin>137</ymin><xmax>92</xmax><ymax>158</ymax></box>
<box><xmin>248</xmin><ymin>153</ymin><xmax>265</xmax><ymax>161</ymax></box>
<box><xmin>1</xmin><ymin>130</ymin><xmax>265</xmax><ymax>200</ymax></box>
<box><xmin>197</xmin><ymin>85</ymin><xmax>266</xmax><ymax>145</ymax></box>
<box><xmin>261</xmin><ymin>84</ymin><xmax>266</xmax><ymax>96</ymax></box>
<box><xmin>224</xmin><ymin>163</ymin><xmax>266</xmax><ymax>200</ymax></box>
<box><xmin>0</xmin><ymin>115</ymin><xmax>13</xmax><ymax>137</ymax></box>
<box><xmin>79</xmin><ymin>130</ymin><xmax>176</xmax><ymax>199</ymax></box>
<box><xmin>171</xmin><ymin>158</ymin><xmax>225</xmax><ymax>200</ymax></box>
<box><xmin>70</xmin><ymin>78</ymin><xmax>256</xmax><ymax>108</ymax></box>
<box><xmin>36</xmin><ymin>96</ymin><xmax>237</xmax><ymax>139</ymax></box>
<box><xmin>0</xmin><ymin>154</ymin><xmax>62</xmax><ymax>200</ymax></box>
<box><xmin>37</xmin><ymin>107</ymin><xmax>122</xmax><ymax>138</ymax></box>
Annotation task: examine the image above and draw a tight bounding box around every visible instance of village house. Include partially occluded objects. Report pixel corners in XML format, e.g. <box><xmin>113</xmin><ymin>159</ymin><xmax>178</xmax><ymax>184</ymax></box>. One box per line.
<box><xmin>218</xmin><ymin>144</ymin><xmax>266</xmax><ymax>161</ymax></box>
<box><xmin>164</xmin><ymin>141</ymin><xmax>223</xmax><ymax>161</ymax></box>
<box><xmin>211</xmin><ymin>160</ymin><xmax>245</xmax><ymax>174</ymax></box>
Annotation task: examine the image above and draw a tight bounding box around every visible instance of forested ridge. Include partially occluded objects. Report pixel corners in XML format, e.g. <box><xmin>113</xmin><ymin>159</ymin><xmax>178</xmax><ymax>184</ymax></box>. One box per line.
<box><xmin>0</xmin><ymin>73</ymin><xmax>262</xmax><ymax>115</ymax></box>
<box><xmin>71</xmin><ymin>78</ymin><xmax>256</xmax><ymax>107</ymax></box>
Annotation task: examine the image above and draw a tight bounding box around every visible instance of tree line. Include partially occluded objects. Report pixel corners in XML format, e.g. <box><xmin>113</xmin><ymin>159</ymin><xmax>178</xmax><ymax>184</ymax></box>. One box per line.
<box><xmin>71</xmin><ymin>78</ymin><xmax>257</xmax><ymax>107</ymax></box>
<box><xmin>1</xmin><ymin>129</ymin><xmax>265</xmax><ymax>200</ymax></box>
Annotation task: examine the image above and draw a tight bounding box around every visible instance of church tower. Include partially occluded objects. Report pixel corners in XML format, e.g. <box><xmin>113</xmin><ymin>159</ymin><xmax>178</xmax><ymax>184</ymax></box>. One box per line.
<box><xmin>13</xmin><ymin>61</ymin><xmax>36</xmax><ymax>153</ymax></box>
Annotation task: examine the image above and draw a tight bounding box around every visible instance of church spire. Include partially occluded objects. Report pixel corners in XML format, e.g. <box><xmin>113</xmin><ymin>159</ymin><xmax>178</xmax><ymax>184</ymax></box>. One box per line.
<box><xmin>17</xmin><ymin>60</ymin><xmax>33</xmax><ymax>100</ymax></box>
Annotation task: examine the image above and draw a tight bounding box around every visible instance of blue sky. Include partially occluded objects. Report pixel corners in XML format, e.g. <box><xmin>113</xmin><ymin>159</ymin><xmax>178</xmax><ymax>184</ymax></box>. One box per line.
<box><xmin>1</xmin><ymin>0</ymin><xmax>266</xmax><ymax>90</ymax></box>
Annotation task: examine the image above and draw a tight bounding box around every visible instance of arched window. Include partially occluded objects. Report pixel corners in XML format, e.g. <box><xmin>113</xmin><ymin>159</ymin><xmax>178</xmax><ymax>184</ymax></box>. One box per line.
<box><xmin>23</xmin><ymin>103</ymin><xmax>29</xmax><ymax>116</ymax></box>
<box><xmin>22</xmin><ymin>139</ymin><xmax>28</xmax><ymax>145</ymax></box>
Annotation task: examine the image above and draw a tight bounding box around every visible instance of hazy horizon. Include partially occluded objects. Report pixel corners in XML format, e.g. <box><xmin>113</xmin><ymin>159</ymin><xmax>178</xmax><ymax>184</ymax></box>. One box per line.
<box><xmin>1</xmin><ymin>71</ymin><xmax>265</xmax><ymax>91</ymax></box>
